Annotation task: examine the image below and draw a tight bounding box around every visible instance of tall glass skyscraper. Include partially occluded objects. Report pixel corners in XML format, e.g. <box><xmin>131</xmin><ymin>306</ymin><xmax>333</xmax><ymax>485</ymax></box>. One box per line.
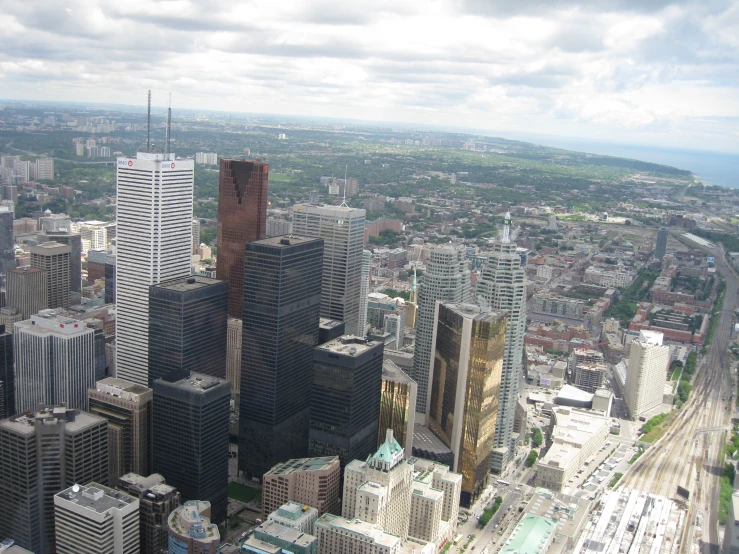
<box><xmin>0</xmin><ymin>207</ymin><xmax>15</xmax><ymax>280</ymax></box>
<box><xmin>655</xmin><ymin>227</ymin><xmax>668</xmax><ymax>260</ymax></box>
<box><xmin>476</xmin><ymin>214</ymin><xmax>527</xmax><ymax>473</ymax></box>
<box><xmin>291</xmin><ymin>204</ymin><xmax>365</xmax><ymax>336</ymax></box>
<box><xmin>216</xmin><ymin>159</ymin><xmax>268</xmax><ymax>319</ymax></box>
<box><xmin>358</xmin><ymin>249</ymin><xmax>371</xmax><ymax>338</ymax></box>
<box><xmin>410</xmin><ymin>244</ymin><xmax>470</xmax><ymax>421</ymax></box>
<box><xmin>239</xmin><ymin>236</ymin><xmax>324</xmax><ymax>479</ymax></box>
<box><xmin>115</xmin><ymin>153</ymin><xmax>194</xmax><ymax>385</ymax></box>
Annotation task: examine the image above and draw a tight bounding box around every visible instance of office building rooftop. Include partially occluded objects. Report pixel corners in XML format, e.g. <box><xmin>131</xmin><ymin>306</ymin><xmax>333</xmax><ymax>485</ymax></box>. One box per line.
<box><xmin>1</xmin><ymin>406</ymin><xmax>104</xmax><ymax>437</ymax></box>
<box><xmin>265</xmin><ymin>457</ymin><xmax>339</xmax><ymax>476</ymax></box>
<box><xmin>316</xmin><ymin>335</ymin><xmax>380</xmax><ymax>357</ymax></box>
<box><xmin>153</xmin><ymin>275</ymin><xmax>223</xmax><ymax>293</ymax></box>
<box><xmin>158</xmin><ymin>371</ymin><xmax>227</xmax><ymax>394</ymax></box>
<box><xmin>55</xmin><ymin>483</ymin><xmax>135</xmax><ymax>515</ymax></box>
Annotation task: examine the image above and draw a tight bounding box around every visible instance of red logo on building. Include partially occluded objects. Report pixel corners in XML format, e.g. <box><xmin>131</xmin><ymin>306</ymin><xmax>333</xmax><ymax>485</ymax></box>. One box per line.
<box><xmin>171</xmin><ymin>163</ymin><xmax>175</xmax><ymax>169</ymax></box>
<box><xmin>128</xmin><ymin>160</ymin><xmax>133</xmax><ymax>167</ymax></box>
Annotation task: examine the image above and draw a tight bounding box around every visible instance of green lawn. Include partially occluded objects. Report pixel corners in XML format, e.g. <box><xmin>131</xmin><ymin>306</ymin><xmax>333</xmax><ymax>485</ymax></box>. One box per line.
<box><xmin>228</xmin><ymin>482</ymin><xmax>262</xmax><ymax>504</ymax></box>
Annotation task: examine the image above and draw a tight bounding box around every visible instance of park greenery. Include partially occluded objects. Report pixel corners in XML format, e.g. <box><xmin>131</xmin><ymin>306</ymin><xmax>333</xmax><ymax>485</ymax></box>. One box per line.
<box><xmin>531</xmin><ymin>428</ymin><xmax>543</xmax><ymax>448</ymax></box>
<box><xmin>478</xmin><ymin>496</ymin><xmax>504</xmax><ymax>528</ymax></box>
<box><xmin>719</xmin><ymin>463</ymin><xmax>736</xmax><ymax>525</ymax></box>
<box><xmin>641</xmin><ymin>413</ymin><xmax>669</xmax><ymax>435</ymax></box>
<box><xmin>526</xmin><ymin>450</ymin><xmax>539</xmax><ymax>467</ymax></box>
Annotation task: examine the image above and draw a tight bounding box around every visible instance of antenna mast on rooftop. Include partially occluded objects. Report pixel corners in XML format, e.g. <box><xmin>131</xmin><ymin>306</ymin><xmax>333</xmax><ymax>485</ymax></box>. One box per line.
<box><xmin>166</xmin><ymin>93</ymin><xmax>172</xmax><ymax>156</ymax></box>
<box><xmin>146</xmin><ymin>90</ymin><xmax>151</xmax><ymax>152</ymax></box>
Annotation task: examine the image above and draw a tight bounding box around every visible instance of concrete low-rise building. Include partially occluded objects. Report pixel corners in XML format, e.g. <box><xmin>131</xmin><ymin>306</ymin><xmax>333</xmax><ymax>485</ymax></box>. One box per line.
<box><xmin>267</xmin><ymin>501</ymin><xmax>319</xmax><ymax>534</ymax></box>
<box><xmin>535</xmin><ymin>407</ymin><xmax>611</xmax><ymax>492</ymax></box>
<box><xmin>254</xmin><ymin>520</ymin><xmax>317</xmax><ymax>554</ymax></box>
<box><xmin>167</xmin><ymin>500</ymin><xmax>220</xmax><ymax>554</ymax></box>
<box><xmin>261</xmin><ymin>456</ymin><xmax>341</xmax><ymax>518</ymax></box>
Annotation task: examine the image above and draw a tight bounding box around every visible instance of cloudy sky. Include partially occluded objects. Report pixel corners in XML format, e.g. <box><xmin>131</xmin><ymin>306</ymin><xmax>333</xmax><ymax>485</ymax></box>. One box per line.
<box><xmin>2</xmin><ymin>0</ymin><xmax>738</xmax><ymax>152</ymax></box>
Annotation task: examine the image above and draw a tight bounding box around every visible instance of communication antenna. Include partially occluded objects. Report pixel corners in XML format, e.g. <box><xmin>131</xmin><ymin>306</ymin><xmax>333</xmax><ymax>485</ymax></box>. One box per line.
<box><xmin>166</xmin><ymin>93</ymin><xmax>172</xmax><ymax>156</ymax></box>
<box><xmin>146</xmin><ymin>90</ymin><xmax>151</xmax><ymax>152</ymax></box>
<box><xmin>340</xmin><ymin>165</ymin><xmax>348</xmax><ymax>207</ymax></box>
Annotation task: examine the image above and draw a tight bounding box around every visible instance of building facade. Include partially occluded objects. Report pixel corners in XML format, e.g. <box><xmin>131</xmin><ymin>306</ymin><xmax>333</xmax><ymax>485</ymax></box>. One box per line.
<box><xmin>0</xmin><ymin>406</ymin><xmax>108</xmax><ymax>554</ymax></box>
<box><xmin>167</xmin><ymin>501</ymin><xmax>220</xmax><ymax>554</ymax></box>
<box><xmin>148</xmin><ymin>276</ymin><xmax>228</xmax><ymax>384</ymax></box>
<box><xmin>30</xmin><ymin>241</ymin><xmax>71</xmax><ymax>309</ymax></box>
<box><xmin>309</xmin><ymin>336</ymin><xmax>384</xmax><ymax>466</ymax></box>
<box><xmin>427</xmin><ymin>303</ymin><xmax>506</xmax><ymax>507</ymax></box>
<box><xmin>14</xmin><ymin>311</ymin><xmax>97</xmax><ymax>412</ymax></box>
<box><xmin>476</xmin><ymin>215</ymin><xmax>527</xmax><ymax>473</ymax></box>
<box><xmin>42</xmin><ymin>231</ymin><xmax>83</xmax><ymax>293</ymax></box>
<box><xmin>291</xmin><ymin>204</ymin><xmax>366</xmax><ymax>335</ymax></box>
<box><xmin>6</xmin><ymin>267</ymin><xmax>47</xmax><ymax>319</ymax></box>
<box><xmin>54</xmin><ymin>482</ymin><xmax>139</xmax><ymax>554</ymax></box>
<box><xmin>226</xmin><ymin>317</ymin><xmax>242</xmax><ymax>406</ymax></box>
<box><xmin>261</xmin><ymin>456</ymin><xmax>341</xmax><ymax>518</ymax></box>
<box><xmin>0</xmin><ymin>325</ymin><xmax>13</xmax><ymax>419</ymax></box>
<box><xmin>115</xmin><ymin>152</ymin><xmax>194</xmax><ymax>385</ymax></box>
<box><xmin>624</xmin><ymin>330</ymin><xmax>670</xmax><ymax>419</ymax></box>
<box><xmin>216</xmin><ymin>159</ymin><xmax>268</xmax><ymax>319</ymax></box>
<box><xmin>0</xmin><ymin>208</ymin><xmax>15</xmax><ymax>277</ymax></box>
<box><xmin>240</xmin><ymin>236</ymin><xmax>324</xmax><ymax>479</ymax></box>
<box><xmin>358</xmin><ymin>249</ymin><xmax>370</xmax><ymax>338</ymax></box>
<box><xmin>88</xmin><ymin>378</ymin><xmax>154</xmax><ymax>485</ymax></box>
<box><xmin>377</xmin><ymin>360</ymin><xmax>417</xmax><ymax>455</ymax></box>
<box><xmin>655</xmin><ymin>227</ymin><xmax>668</xmax><ymax>260</ymax></box>
<box><xmin>153</xmin><ymin>371</ymin><xmax>230</xmax><ymax>524</ymax></box>
<box><xmin>410</xmin><ymin>244</ymin><xmax>470</xmax><ymax>421</ymax></box>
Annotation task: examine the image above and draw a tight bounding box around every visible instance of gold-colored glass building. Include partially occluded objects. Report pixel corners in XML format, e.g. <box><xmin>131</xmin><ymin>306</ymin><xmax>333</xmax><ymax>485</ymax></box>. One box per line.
<box><xmin>377</xmin><ymin>360</ymin><xmax>417</xmax><ymax>455</ymax></box>
<box><xmin>427</xmin><ymin>303</ymin><xmax>507</xmax><ymax>507</ymax></box>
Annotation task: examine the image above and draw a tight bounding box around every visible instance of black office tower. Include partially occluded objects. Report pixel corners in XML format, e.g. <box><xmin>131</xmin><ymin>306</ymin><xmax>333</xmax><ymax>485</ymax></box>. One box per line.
<box><xmin>0</xmin><ymin>209</ymin><xmax>15</xmax><ymax>279</ymax></box>
<box><xmin>149</xmin><ymin>276</ymin><xmax>228</xmax><ymax>385</ymax></box>
<box><xmin>43</xmin><ymin>231</ymin><xmax>82</xmax><ymax>293</ymax></box>
<box><xmin>0</xmin><ymin>325</ymin><xmax>13</xmax><ymax>419</ymax></box>
<box><xmin>655</xmin><ymin>227</ymin><xmax>668</xmax><ymax>260</ymax></box>
<box><xmin>309</xmin><ymin>336</ymin><xmax>384</xmax><ymax>466</ymax></box>
<box><xmin>239</xmin><ymin>236</ymin><xmax>324</xmax><ymax>480</ymax></box>
<box><xmin>152</xmin><ymin>371</ymin><xmax>230</xmax><ymax>524</ymax></box>
<box><xmin>105</xmin><ymin>253</ymin><xmax>116</xmax><ymax>304</ymax></box>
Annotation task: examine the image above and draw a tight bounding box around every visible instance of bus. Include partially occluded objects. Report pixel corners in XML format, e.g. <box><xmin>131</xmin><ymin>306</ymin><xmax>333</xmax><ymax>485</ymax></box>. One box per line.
<box><xmin>496</xmin><ymin>479</ymin><xmax>510</xmax><ymax>486</ymax></box>
<box><xmin>453</xmin><ymin>535</ymin><xmax>464</xmax><ymax>545</ymax></box>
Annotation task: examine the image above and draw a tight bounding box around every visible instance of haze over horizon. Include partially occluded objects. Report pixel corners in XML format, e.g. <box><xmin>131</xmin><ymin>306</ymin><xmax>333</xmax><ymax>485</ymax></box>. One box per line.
<box><xmin>2</xmin><ymin>0</ymin><xmax>738</xmax><ymax>156</ymax></box>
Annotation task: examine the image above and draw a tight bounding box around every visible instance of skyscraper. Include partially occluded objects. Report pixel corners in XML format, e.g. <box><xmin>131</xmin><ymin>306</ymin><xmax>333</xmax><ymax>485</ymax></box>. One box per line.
<box><xmin>30</xmin><ymin>241</ymin><xmax>71</xmax><ymax>309</ymax></box>
<box><xmin>6</xmin><ymin>266</ymin><xmax>47</xmax><ymax>319</ymax></box>
<box><xmin>148</xmin><ymin>276</ymin><xmax>228</xmax><ymax>384</ymax></box>
<box><xmin>216</xmin><ymin>159</ymin><xmax>268</xmax><ymax>319</ymax></box>
<box><xmin>655</xmin><ymin>227</ymin><xmax>668</xmax><ymax>260</ymax></box>
<box><xmin>15</xmin><ymin>311</ymin><xmax>98</xmax><ymax>412</ymax></box>
<box><xmin>88</xmin><ymin>378</ymin><xmax>154</xmax><ymax>485</ymax></box>
<box><xmin>54</xmin><ymin>482</ymin><xmax>140</xmax><ymax>554</ymax></box>
<box><xmin>377</xmin><ymin>360</ymin><xmax>417</xmax><ymax>455</ymax></box>
<box><xmin>0</xmin><ymin>405</ymin><xmax>108</xmax><ymax>554</ymax></box>
<box><xmin>42</xmin><ymin>231</ymin><xmax>82</xmax><ymax>293</ymax></box>
<box><xmin>291</xmin><ymin>204</ymin><xmax>366</xmax><ymax>335</ymax></box>
<box><xmin>427</xmin><ymin>303</ymin><xmax>507</xmax><ymax>507</ymax></box>
<box><xmin>309</xmin><ymin>336</ymin><xmax>384</xmax><ymax>466</ymax></box>
<box><xmin>0</xmin><ymin>325</ymin><xmax>13</xmax><ymax>419</ymax></box>
<box><xmin>261</xmin><ymin>457</ymin><xmax>341</xmax><ymax>518</ymax></box>
<box><xmin>105</xmin><ymin>253</ymin><xmax>116</xmax><ymax>304</ymax></box>
<box><xmin>117</xmin><ymin>473</ymin><xmax>181</xmax><ymax>554</ymax></box>
<box><xmin>0</xmin><ymin>207</ymin><xmax>15</xmax><ymax>277</ymax></box>
<box><xmin>116</xmin><ymin>152</ymin><xmax>194</xmax><ymax>385</ymax></box>
<box><xmin>240</xmin><ymin>236</ymin><xmax>324</xmax><ymax>479</ymax></box>
<box><xmin>477</xmin><ymin>214</ymin><xmax>527</xmax><ymax>473</ymax></box>
<box><xmin>191</xmin><ymin>218</ymin><xmax>200</xmax><ymax>252</ymax></box>
<box><xmin>153</xmin><ymin>371</ymin><xmax>230</xmax><ymax>524</ymax></box>
<box><xmin>410</xmin><ymin>244</ymin><xmax>470</xmax><ymax>420</ymax></box>
<box><xmin>226</xmin><ymin>317</ymin><xmax>242</xmax><ymax>407</ymax></box>
<box><xmin>358</xmin><ymin>249</ymin><xmax>371</xmax><ymax>338</ymax></box>
<box><xmin>624</xmin><ymin>330</ymin><xmax>670</xmax><ymax>419</ymax></box>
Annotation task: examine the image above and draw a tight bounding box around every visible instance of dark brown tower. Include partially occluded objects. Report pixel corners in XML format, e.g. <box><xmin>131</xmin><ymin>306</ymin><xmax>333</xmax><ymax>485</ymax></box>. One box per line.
<box><xmin>216</xmin><ymin>159</ymin><xmax>268</xmax><ymax>318</ymax></box>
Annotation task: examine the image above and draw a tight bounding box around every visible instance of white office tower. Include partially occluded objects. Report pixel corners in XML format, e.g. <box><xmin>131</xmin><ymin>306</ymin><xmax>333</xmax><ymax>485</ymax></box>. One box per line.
<box><xmin>14</xmin><ymin>310</ymin><xmax>97</xmax><ymax>412</ymax></box>
<box><xmin>410</xmin><ymin>244</ymin><xmax>469</xmax><ymax>422</ymax></box>
<box><xmin>115</xmin><ymin>153</ymin><xmax>194</xmax><ymax>385</ymax></box>
<box><xmin>624</xmin><ymin>330</ymin><xmax>669</xmax><ymax>419</ymax></box>
<box><xmin>358</xmin><ymin>249</ymin><xmax>371</xmax><ymax>338</ymax></box>
<box><xmin>78</xmin><ymin>223</ymin><xmax>107</xmax><ymax>253</ymax></box>
<box><xmin>191</xmin><ymin>218</ymin><xmax>200</xmax><ymax>251</ymax></box>
<box><xmin>477</xmin><ymin>213</ymin><xmax>527</xmax><ymax>473</ymax></box>
<box><xmin>291</xmin><ymin>204</ymin><xmax>366</xmax><ymax>335</ymax></box>
<box><xmin>54</xmin><ymin>482</ymin><xmax>139</xmax><ymax>554</ymax></box>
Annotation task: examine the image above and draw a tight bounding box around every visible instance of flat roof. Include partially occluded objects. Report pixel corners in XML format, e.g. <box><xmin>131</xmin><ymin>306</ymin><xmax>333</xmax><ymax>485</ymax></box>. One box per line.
<box><xmin>256</xmin><ymin>521</ymin><xmax>316</xmax><ymax>547</ymax></box>
<box><xmin>317</xmin><ymin>335</ymin><xmax>381</xmax><ymax>356</ymax></box>
<box><xmin>265</xmin><ymin>456</ymin><xmax>339</xmax><ymax>476</ymax></box>
<box><xmin>502</xmin><ymin>514</ymin><xmax>557</xmax><ymax>554</ymax></box>
<box><xmin>158</xmin><ymin>372</ymin><xmax>227</xmax><ymax>393</ymax></box>
<box><xmin>154</xmin><ymin>275</ymin><xmax>224</xmax><ymax>292</ymax></box>
<box><xmin>56</xmin><ymin>482</ymin><xmax>135</xmax><ymax>514</ymax></box>
<box><xmin>382</xmin><ymin>360</ymin><xmax>415</xmax><ymax>384</ymax></box>
<box><xmin>1</xmin><ymin>407</ymin><xmax>105</xmax><ymax>437</ymax></box>
<box><xmin>251</xmin><ymin>235</ymin><xmax>320</xmax><ymax>248</ymax></box>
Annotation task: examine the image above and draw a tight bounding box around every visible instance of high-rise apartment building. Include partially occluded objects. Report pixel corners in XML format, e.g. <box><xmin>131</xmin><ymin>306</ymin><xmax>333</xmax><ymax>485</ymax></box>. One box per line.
<box><xmin>148</xmin><ymin>276</ymin><xmax>228</xmax><ymax>384</ymax></box>
<box><xmin>410</xmin><ymin>244</ymin><xmax>470</xmax><ymax>420</ymax></box>
<box><xmin>30</xmin><ymin>241</ymin><xmax>71</xmax><ymax>308</ymax></box>
<box><xmin>88</xmin><ymin>378</ymin><xmax>154</xmax><ymax>485</ymax></box>
<box><xmin>358</xmin><ymin>249</ymin><xmax>370</xmax><ymax>338</ymax></box>
<box><xmin>0</xmin><ymin>207</ymin><xmax>15</xmax><ymax>277</ymax></box>
<box><xmin>309</xmin><ymin>336</ymin><xmax>384</xmax><ymax>466</ymax></box>
<box><xmin>378</xmin><ymin>360</ymin><xmax>416</xmax><ymax>455</ymax></box>
<box><xmin>226</xmin><ymin>317</ymin><xmax>242</xmax><ymax>406</ymax></box>
<box><xmin>655</xmin><ymin>227</ymin><xmax>668</xmax><ymax>260</ymax></box>
<box><xmin>216</xmin><ymin>159</ymin><xmax>268</xmax><ymax>318</ymax></box>
<box><xmin>624</xmin><ymin>330</ymin><xmax>669</xmax><ymax>419</ymax></box>
<box><xmin>54</xmin><ymin>482</ymin><xmax>139</xmax><ymax>554</ymax></box>
<box><xmin>43</xmin><ymin>231</ymin><xmax>84</xmax><ymax>294</ymax></box>
<box><xmin>427</xmin><ymin>303</ymin><xmax>507</xmax><ymax>507</ymax></box>
<box><xmin>0</xmin><ymin>325</ymin><xmax>13</xmax><ymax>419</ymax></box>
<box><xmin>167</xmin><ymin>501</ymin><xmax>220</xmax><ymax>554</ymax></box>
<box><xmin>77</xmin><ymin>223</ymin><xmax>107</xmax><ymax>252</ymax></box>
<box><xmin>477</xmin><ymin>214</ymin><xmax>527</xmax><ymax>473</ymax></box>
<box><xmin>261</xmin><ymin>456</ymin><xmax>341</xmax><ymax>518</ymax></box>
<box><xmin>117</xmin><ymin>473</ymin><xmax>181</xmax><ymax>554</ymax></box>
<box><xmin>6</xmin><ymin>267</ymin><xmax>47</xmax><ymax>319</ymax></box>
<box><xmin>15</xmin><ymin>311</ymin><xmax>98</xmax><ymax>412</ymax></box>
<box><xmin>240</xmin><ymin>236</ymin><xmax>323</xmax><ymax>479</ymax></box>
<box><xmin>291</xmin><ymin>204</ymin><xmax>366</xmax><ymax>335</ymax></box>
<box><xmin>0</xmin><ymin>406</ymin><xmax>108</xmax><ymax>554</ymax></box>
<box><xmin>35</xmin><ymin>157</ymin><xmax>55</xmax><ymax>180</ymax></box>
<box><xmin>153</xmin><ymin>371</ymin><xmax>230</xmax><ymax>524</ymax></box>
<box><xmin>116</xmin><ymin>152</ymin><xmax>194</xmax><ymax>385</ymax></box>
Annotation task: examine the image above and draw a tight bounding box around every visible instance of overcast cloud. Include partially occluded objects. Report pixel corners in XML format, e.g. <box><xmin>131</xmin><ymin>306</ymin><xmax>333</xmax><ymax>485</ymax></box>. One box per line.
<box><xmin>1</xmin><ymin>0</ymin><xmax>738</xmax><ymax>152</ymax></box>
